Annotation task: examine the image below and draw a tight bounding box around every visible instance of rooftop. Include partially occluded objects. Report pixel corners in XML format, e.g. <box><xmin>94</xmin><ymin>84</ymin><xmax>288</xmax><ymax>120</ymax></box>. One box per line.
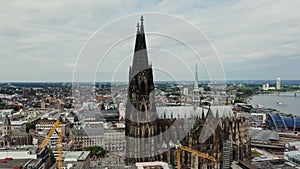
<box><xmin>84</xmin><ymin>128</ymin><xmax>104</xmax><ymax>136</ymax></box>
<box><xmin>249</xmin><ymin>128</ymin><xmax>280</xmax><ymax>141</ymax></box>
<box><xmin>64</xmin><ymin>151</ymin><xmax>90</xmax><ymax>162</ymax></box>
<box><xmin>0</xmin><ymin>121</ymin><xmax>26</xmax><ymax>126</ymax></box>
<box><xmin>0</xmin><ymin>159</ymin><xmax>30</xmax><ymax>168</ymax></box>
<box><xmin>156</xmin><ymin>105</ymin><xmax>234</xmax><ymax>119</ymax></box>
<box><xmin>70</xmin><ymin>128</ymin><xmax>87</xmax><ymax>137</ymax></box>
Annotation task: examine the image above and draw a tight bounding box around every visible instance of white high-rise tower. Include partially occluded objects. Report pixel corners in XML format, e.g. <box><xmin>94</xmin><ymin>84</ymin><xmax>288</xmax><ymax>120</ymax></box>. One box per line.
<box><xmin>276</xmin><ymin>77</ymin><xmax>281</xmax><ymax>90</ymax></box>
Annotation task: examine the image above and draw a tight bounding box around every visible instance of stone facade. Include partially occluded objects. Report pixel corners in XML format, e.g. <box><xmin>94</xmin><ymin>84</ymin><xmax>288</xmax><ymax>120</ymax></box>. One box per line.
<box><xmin>70</xmin><ymin>127</ymin><xmax>125</xmax><ymax>152</ymax></box>
<box><xmin>0</xmin><ymin>115</ymin><xmax>32</xmax><ymax>147</ymax></box>
<box><xmin>36</xmin><ymin>118</ymin><xmax>70</xmax><ymax>136</ymax></box>
<box><xmin>125</xmin><ymin>15</ymin><xmax>158</xmax><ymax>163</ymax></box>
<box><xmin>179</xmin><ymin>113</ymin><xmax>251</xmax><ymax>168</ymax></box>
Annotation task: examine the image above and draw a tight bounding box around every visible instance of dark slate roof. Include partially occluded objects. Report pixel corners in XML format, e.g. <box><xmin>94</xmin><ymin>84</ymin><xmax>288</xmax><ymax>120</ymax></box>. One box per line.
<box><xmin>84</xmin><ymin>128</ymin><xmax>104</xmax><ymax>136</ymax></box>
<box><xmin>71</xmin><ymin>128</ymin><xmax>87</xmax><ymax>137</ymax></box>
<box><xmin>249</xmin><ymin>128</ymin><xmax>280</xmax><ymax>141</ymax></box>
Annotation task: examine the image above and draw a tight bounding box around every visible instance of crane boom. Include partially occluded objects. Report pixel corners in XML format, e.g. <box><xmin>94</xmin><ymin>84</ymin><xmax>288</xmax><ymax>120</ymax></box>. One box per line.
<box><xmin>40</xmin><ymin>119</ymin><xmax>61</xmax><ymax>148</ymax></box>
<box><xmin>57</xmin><ymin>124</ymin><xmax>63</xmax><ymax>169</ymax></box>
<box><xmin>39</xmin><ymin>119</ymin><xmax>63</xmax><ymax>169</ymax></box>
<box><xmin>176</xmin><ymin>144</ymin><xmax>216</xmax><ymax>169</ymax></box>
<box><xmin>177</xmin><ymin>149</ymin><xmax>181</xmax><ymax>169</ymax></box>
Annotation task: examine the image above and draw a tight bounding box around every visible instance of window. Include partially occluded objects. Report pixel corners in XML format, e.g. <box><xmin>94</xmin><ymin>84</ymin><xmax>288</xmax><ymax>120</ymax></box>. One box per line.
<box><xmin>207</xmin><ymin>164</ymin><xmax>213</xmax><ymax>169</ymax></box>
<box><xmin>140</xmin><ymin>80</ymin><xmax>146</xmax><ymax>95</ymax></box>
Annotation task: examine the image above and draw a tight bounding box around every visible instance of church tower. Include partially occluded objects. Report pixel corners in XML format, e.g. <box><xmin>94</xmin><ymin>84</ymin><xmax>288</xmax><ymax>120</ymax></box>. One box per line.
<box><xmin>193</xmin><ymin>65</ymin><xmax>200</xmax><ymax>110</ymax></box>
<box><xmin>125</xmin><ymin>16</ymin><xmax>158</xmax><ymax>164</ymax></box>
<box><xmin>2</xmin><ymin>115</ymin><xmax>11</xmax><ymax>136</ymax></box>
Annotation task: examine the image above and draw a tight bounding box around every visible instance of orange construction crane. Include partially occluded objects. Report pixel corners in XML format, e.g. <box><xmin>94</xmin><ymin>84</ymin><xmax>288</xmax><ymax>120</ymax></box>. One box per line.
<box><xmin>40</xmin><ymin>117</ymin><xmax>63</xmax><ymax>169</ymax></box>
<box><xmin>176</xmin><ymin>144</ymin><xmax>216</xmax><ymax>169</ymax></box>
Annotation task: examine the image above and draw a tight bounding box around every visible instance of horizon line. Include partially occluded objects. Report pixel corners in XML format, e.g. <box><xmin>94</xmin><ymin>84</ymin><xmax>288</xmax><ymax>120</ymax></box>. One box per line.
<box><xmin>1</xmin><ymin>79</ymin><xmax>300</xmax><ymax>83</ymax></box>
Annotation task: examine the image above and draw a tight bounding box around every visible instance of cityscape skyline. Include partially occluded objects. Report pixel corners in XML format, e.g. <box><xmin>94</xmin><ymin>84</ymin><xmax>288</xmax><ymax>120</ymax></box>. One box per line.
<box><xmin>1</xmin><ymin>1</ymin><xmax>300</xmax><ymax>82</ymax></box>
<box><xmin>1</xmin><ymin>2</ymin><xmax>300</xmax><ymax>168</ymax></box>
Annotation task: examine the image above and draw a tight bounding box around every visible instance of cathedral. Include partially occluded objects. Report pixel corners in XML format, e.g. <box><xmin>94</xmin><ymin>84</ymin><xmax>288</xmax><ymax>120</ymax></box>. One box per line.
<box><xmin>125</xmin><ymin>16</ymin><xmax>251</xmax><ymax>168</ymax></box>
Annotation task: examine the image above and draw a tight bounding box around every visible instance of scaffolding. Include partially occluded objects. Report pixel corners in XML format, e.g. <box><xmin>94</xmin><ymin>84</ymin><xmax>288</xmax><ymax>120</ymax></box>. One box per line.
<box><xmin>222</xmin><ymin>141</ymin><xmax>232</xmax><ymax>169</ymax></box>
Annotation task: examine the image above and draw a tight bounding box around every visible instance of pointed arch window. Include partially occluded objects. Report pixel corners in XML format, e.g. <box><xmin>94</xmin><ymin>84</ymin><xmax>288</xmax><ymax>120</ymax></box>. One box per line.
<box><xmin>140</xmin><ymin>80</ymin><xmax>147</xmax><ymax>95</ymax></box>
<box><xmin>141</xmin><ymin>104</ymin><xmax>146</xmax><ymax>120</ymax></box>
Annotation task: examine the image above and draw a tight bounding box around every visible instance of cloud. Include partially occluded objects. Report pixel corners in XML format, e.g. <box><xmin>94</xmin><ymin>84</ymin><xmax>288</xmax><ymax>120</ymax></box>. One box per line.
<box><xmin>0</xmin><ymin>0</ymin><xmax>299</xmax><ymax>81</ymax></box>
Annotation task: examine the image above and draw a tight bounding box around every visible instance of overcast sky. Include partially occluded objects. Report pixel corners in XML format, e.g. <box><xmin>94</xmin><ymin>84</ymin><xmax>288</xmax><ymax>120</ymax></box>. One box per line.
<box><xmin>0</xmin><ymin>0</ymin><xmax>299</xmax><ymax>82</ymax></box>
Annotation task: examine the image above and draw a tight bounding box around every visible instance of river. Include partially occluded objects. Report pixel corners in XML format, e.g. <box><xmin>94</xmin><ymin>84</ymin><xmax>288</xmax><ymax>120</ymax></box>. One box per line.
<box><xmin>249</xmin><ymin>92</ymin><xmax>300</xmax><ymax>116</ymax></box>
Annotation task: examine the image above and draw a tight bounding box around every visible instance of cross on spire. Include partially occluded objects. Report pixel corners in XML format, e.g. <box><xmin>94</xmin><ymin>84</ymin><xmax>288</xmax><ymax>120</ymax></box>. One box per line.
<box><xmin>140</xmin><ymin>15</ymin><xmax>144</xmax><ymax>33</ymax></box>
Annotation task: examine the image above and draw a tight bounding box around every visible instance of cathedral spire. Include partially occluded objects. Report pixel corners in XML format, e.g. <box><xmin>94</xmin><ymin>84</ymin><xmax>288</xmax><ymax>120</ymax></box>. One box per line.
<box><xmin>140</xmin><ymin>15</ymin><xmax>144</xmax><ymax>33</ymax></box>
<box><xmin>126</xmin><ymin>16</ymin><xmax>157</xmax><ymax>164</ymax></box>
<box><xmin>193</xmin><ymin>64</ymin><xmax>200</xmax><ymax>110</ymax></box>
<box><xmin>136</xmin><ymin>22</ymin><xmax>140</xmax><ymax>33</ymax></box>
<box><xmin>131</xmin><ymin>15</ymin><xmax>149</xmax><ymax>77</ymax></box>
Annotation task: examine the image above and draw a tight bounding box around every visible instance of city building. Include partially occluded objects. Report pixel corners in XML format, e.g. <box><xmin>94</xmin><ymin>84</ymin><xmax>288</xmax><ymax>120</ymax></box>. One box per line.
<box><xmin>262</xmin><ymin>83</ymin><xmax>275</xmax><ymax>91</ymax></box>
<box><xmin>36</xmin><ymin>118</ymin><xmax>70</xmax><ymax>136</ymax></box>
<box><xmin>33</xmin><ymin>130</ymin><xmax>60</xmax><ymax>148</ymax></box>
<box><xmin>70</xmin><ymin>125</ymin><xmax>125</xmax><ymax>152</ymax></box>
<box><xmin>266</xmin><ymin>113</ymin><xmax>300</xmax><ymax>132</ymax></box>
<box><xmin>262</xmin><ymin>84</ymin><xmax>266</xmax><ymax>91</ymax></box>
<box><xmin>83</xmin><ymin>128</ymin><xmax>104</xmax><ymax>148</ymax></box>
<box><xmin>65</xmin><ymin>111</ymin><xmax>79</xmax><ymax>123</ymax></box>
<box><xmin>0</xmin><ymin>109</ymin><xmax>14</xmax><ymax>118</ymax></box>
<box><xmin>125</xmin><ymin>16</ymin><xmax>251</xmax><ymax>168</ymax></box>
<box><xmin>70</xmin><ymin>128</ymin><xmax>87</xmax><ymax>151</ymax></box>
<box><xmin>62</xmin><ymin>151</ymin><xmax>91</xmax><ymax>169</ymax></box>
<box><xmin>103</xmin><ymin>129</ymin><xmax>125</xmax><ymax>152</ymax></box>
<box><xmin>0</xmin><ymin>146</ymin><xmax>51</xmax><ymax>169</ymax></box>
<box><xmin>23</xmin><ymin>88</ymin><xmax>30</xmax><ymax>98</ymax></box>
<box><xmin>183</xmin><ymin>87</ymin><xmax>189</xmax><ymax>95</ymax></box>
<box><xmin>248</xmin><ymin>113</ymin><xmax>267</xmax><ymax>128</ymax></box>
<box><xmin>0</xmin><ymin>115</ymin><xmax>31</xmax><ymax>147</ymax></box>
<box><xmin>119</xmin><ymin>103</ymin><xmax>126</xmax><ymax>121</ymax></box>
<box><xmin>0</xmin><ymin>120</ymin><xmax>27</xmax><ymax>133</ymax></box>
<box><xmin>249</xmin><ymin>128</ymin><xmax>280</xmax><ymax>144</ymax></box>
<box><xmin>276</xmin><ymin>77</ymin><xmax>281</xmax><ymax>90</ymax></box>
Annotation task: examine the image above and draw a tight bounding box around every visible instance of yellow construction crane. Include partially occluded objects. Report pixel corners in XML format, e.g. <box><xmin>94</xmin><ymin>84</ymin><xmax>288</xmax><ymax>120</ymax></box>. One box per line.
<box><xmin>176</xmin><ymin>144</ymin><xmax>216</xmax><ymax>169</ymax></box>
<box><xmin>40</xmin><ymin>118</ymin><xmax>63</xmax><ymax>169</ymax></box>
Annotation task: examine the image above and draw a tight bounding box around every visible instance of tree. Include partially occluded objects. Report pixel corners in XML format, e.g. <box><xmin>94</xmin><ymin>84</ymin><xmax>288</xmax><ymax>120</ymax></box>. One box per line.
<box><xmin>203</xmin><ymin>86</ymin><xmax>211</xmax><ymax>91</ymax></box>
<box><xmin>233</xmin><ymin>99</ymin><xmax>244</xmax><ymax>104</ymax></box>
<box><xmin>26</xmin><ymin>122</ymin><xmax>36</xmax><ymax>132</ymax></box>
<box><xmin>64</xmin><ymin>103</ymin><xmax>73</xmax><ymax>109</ymax></box>
<box><xmin>85</xmin><ymin>146</ymin><xmax>106</xmax><ymax>157</ymax></box>
<box><xmin>48</xmin><ymin>148</ymin><xmax>56</xmax><ymax>164</ymax></box>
